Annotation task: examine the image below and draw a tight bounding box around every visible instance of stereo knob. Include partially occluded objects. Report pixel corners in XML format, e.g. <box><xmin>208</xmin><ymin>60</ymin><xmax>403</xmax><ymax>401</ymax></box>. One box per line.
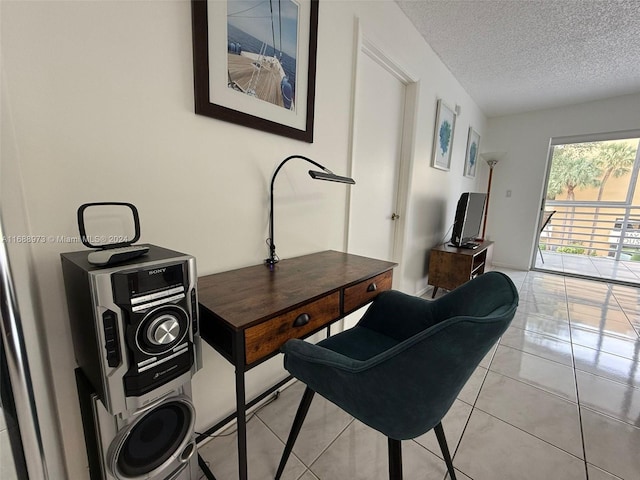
<box><xmin>148</xmin><ymin>315</ymin><xmax>181</xmax><ymax>346</ymax></box>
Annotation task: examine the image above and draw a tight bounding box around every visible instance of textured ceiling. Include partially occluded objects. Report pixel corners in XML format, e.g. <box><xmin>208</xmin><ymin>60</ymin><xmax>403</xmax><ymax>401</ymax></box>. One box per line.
<box><xmin>395</xmin><ymin>0</ymin><xmax>640</xmax><ymax>117</ymax></box>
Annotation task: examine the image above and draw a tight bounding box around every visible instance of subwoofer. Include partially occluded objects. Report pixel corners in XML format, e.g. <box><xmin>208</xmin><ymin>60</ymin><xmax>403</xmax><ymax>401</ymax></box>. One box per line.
<box><xmin>76</xmin><ymin>368</ymin><xmax>198</xmax><ymax>480</ymax></box>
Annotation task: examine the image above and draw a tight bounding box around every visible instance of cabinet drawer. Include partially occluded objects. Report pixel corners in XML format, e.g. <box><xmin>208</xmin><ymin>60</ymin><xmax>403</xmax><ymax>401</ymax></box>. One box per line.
<box><xmin>244</xmin><ymin>292</ymin><xmax>340</xmax><ymax>365</ymax></box>
<box><xmin>343</xmin><ymin>270</ymin><xmax>393</xmax><ymax>314</ymax></box>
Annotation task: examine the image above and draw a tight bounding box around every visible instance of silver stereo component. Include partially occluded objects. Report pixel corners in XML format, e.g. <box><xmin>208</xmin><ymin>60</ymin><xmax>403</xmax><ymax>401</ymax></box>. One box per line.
<box><xmin>76</xmin><ymin>369</ymin><xmax>198</xmax><ymax>480</ymax></box>
<box><xmin>62</xmin><ymin>244</ymin><xmax>202</xmax><ymax>417</ymax></box>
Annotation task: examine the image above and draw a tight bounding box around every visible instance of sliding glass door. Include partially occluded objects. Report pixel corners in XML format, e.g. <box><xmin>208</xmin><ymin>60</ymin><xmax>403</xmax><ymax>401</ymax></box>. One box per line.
<box><xmin>535</xmin><ymin>131</ymin><xmax>640</xmax><ymax>285</ymax></box>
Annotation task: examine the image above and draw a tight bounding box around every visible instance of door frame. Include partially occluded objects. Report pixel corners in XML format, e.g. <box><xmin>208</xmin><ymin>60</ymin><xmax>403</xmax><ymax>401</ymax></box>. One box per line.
<box><xmin>345</xmin><ymin>19</ymin><xmax>420</xmax><ymax>290</ymax></box>
<box><xmin>532</xmin><ymin>129</ymin><xmax>640</xmax><ymax>275</ymax></box>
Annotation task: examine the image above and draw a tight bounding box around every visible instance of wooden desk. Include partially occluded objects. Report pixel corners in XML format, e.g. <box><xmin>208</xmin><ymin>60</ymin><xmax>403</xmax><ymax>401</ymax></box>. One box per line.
<box><xmin>428</xmin><ymin>241</ymin><xmax>493</xmax><ymax>297</ymax></box>
<box><xmin>197</xmin><ymin>250</ymin><xmax>396</xmax><ymax>480</ymax></box>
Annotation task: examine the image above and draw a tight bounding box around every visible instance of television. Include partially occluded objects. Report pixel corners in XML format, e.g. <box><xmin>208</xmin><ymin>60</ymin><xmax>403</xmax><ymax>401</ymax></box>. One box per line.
<box><xmin>450</xmin><ymin>192</ymin><xmax>487</xmax><ymax>248</ymax></box>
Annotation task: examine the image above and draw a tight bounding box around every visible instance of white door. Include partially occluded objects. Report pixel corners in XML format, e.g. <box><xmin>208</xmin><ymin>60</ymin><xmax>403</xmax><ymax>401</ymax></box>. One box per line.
<box><xmin>348</xmin><ymin>46</ymin><xmax>408</xmax><ymax>262</ymax></box>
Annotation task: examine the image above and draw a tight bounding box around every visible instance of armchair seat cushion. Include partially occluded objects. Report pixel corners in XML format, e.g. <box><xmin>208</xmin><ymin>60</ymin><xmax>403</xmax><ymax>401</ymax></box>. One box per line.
<box><xmin>318</xmin><ymin>325</ymin><xmax>400</xmax><ymax>360</ymax></box>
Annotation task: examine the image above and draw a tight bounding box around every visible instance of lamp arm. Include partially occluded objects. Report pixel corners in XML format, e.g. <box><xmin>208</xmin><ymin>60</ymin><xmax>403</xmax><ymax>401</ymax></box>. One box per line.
<box><xmin>271</xmin><ymin>155</ymin><xmax>331</xmax><ymax>187</ymax></box>
<box><xmin>267</xmin><ymin>155</ymin><xmax>332</xmax><ymax>266</ymax></box>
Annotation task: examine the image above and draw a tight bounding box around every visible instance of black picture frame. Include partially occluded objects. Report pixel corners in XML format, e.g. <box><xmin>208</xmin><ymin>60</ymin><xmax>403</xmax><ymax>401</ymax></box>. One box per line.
<box><xmin>191</xmin><ymin>0</ymin><xmax>319</xmax><ymax>143</ymax></box>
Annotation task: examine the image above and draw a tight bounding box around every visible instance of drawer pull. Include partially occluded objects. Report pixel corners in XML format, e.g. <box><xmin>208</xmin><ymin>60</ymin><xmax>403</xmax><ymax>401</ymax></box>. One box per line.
<box><xmin>367</xmin><ymin>282</ymin><xmax>377</xmax><ymax>292</ymax></box>
<box><xmin>293</xmin><ymin>313</ymin><xmax>310</xmax><ymax>327</ymax></box>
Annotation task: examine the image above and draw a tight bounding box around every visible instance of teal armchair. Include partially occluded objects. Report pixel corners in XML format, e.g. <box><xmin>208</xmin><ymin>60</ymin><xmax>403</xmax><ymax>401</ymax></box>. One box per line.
<box><xmin>274</xmin><ymin>271</ymin><xmax>519</xmax><ymax>480</ymax></box>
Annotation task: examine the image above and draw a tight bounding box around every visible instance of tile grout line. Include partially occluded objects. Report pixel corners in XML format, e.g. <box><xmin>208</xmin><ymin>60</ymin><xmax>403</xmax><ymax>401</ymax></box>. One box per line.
<box><xmin>459</xmin><ymin>273</ymin><xmax>587</xmax><ymax>463</ymax></box>
<box><xmin>251</xmin><ymin>415</ymin><xmax>310</xmax><ymax>478</ymax></box>
<box><xmin>505</xmin><ymin>270</ymin><xmax>639</xmax><ymax>477</ymax></box>
<box><xmin>438</xmin><ymin>336</ymin><xmax>502</xmax><ymax>480</ymax></box>
<box><xmin>563</xmin><ymin>276</ymin><xmax>592</xmax><ymax>480</ymax></box>
<box><xmin>469</xmin><ymin>400</ymin><xmax>586</xmax><ymax>461</ymax></box>
<box><xmin>256</xmin><ymin>394</ymin><xmax>357</xmax><ymax>479</ymax></box>
<box><xmin>498</xmin><ymin>329</ymin><xmax>640</xmax><ymax>393</ymax></box>
<box><xmin>471</xmin><ymin>269</ymin><xmax>637</xmax><ymax>479</ymax></box>
<box><xmin>300</xmin><ymin>417</ymin><xmax>356</xmax><ymax>479</ymax></box>
<box><xmin>506</xmin><ymin>321</ymin><xmax>640</xmax><ymax>383</ymax></box>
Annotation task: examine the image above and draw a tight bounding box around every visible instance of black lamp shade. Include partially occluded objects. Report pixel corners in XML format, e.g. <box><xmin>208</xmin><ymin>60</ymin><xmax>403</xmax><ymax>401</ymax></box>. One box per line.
<box><xmin>308</xmin><ymin>170</ymin><xmax>356</xmax><ymax>184</ymax></box>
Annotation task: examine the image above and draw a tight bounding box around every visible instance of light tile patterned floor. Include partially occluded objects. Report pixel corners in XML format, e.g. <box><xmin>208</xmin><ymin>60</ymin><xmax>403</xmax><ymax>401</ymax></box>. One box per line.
<box><xmin>198</xmin><ymin>268</ymin><xmax>640</xmax><ymax>480</ymax></box>
<box><xmin>535</xmin><ymin>250</ymin><xmax>640</xmax><ymax>287</ymax></box>
<box><xmin>0</xmin><ymin>403</ymin><xmax>23</xmax><ymax>480</ymax></box>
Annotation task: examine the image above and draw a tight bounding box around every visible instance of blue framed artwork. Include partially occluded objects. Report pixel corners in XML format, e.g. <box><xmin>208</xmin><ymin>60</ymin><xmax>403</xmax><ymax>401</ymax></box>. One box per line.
<box><xmin>431</xmin><ymin>99</ymin><xmax>457</xmax><ymax>171</ymax></box>
<box><xmin>464</xmin><ymin>127</ymin><xmax>480</xmax><ymax>178</ymax></box>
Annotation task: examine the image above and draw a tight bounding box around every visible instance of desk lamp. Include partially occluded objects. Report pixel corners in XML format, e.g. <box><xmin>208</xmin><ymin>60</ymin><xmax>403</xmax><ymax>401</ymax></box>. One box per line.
<box><xmin>265</xmin><ymin>155</ymin><xmax>355</xmax><ymax>268</ymax></box>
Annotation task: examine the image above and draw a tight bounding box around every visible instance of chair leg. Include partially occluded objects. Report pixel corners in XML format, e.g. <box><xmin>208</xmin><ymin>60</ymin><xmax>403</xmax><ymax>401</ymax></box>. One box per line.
<box><xmin>538</xmin><ymin>245</ymin><xmax>545</xmax><ymax>264</ymax></box>
<box><xmin>388</xmin><ymin>438</ymin><xmax>403</xmax><ymax>480</ymax></box>
<box><xmin>434</xmin><ymin>422</ymin><xmax>457</xmax><ymax>480</ymax></box>
<box><xmin>274</xmin><ymin>387</ymin><xmax>315</xmax><ymax>480</ymax></box>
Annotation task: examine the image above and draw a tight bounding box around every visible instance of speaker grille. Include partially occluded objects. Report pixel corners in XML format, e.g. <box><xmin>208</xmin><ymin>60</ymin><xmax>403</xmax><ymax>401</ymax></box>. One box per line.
<box><xmin>117</xmin><ymin>401</ymin><xmax>192</xmax><ymax>477</ymax></box>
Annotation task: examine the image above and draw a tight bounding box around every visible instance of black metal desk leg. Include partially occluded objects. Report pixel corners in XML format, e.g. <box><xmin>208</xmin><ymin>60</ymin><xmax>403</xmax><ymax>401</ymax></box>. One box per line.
<box><xmin>235</xmin><ymin>366</ymin><xmax>248</xmax><ymax>480</ymax></box>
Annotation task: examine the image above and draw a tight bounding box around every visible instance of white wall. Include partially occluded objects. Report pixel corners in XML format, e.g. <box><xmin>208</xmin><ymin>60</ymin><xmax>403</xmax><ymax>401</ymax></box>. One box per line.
<box><xmin>1</xmin><ymin>1</ymin><xmax>487</xmax><ymax>478</ymax></box>
<box><xmin>484</xmin><ymin>92</ymin><xmax>640</xmax><ymax>269</ymax></box>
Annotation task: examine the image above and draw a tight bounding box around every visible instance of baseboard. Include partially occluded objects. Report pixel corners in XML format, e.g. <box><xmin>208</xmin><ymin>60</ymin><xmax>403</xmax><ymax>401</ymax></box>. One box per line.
<box><xmin>415</xmin><ymin>285</ymin><xmax>431</xmax><ymax>298</ymax></box>
<box><xmin>489</xmin><ymin>261</ymin><xmax>529</xmax><ymax>271</ymax></box>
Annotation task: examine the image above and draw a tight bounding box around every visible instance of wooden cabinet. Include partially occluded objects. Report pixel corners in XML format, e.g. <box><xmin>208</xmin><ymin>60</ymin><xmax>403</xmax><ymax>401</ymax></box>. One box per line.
<box><xmin>244</xmin><ymin>292</ymin><xmax>341</xmax><ymax>365</ymax></box>
<box><xmin>343</xmin><ymin>270</ymin><xmax>393</xmax><ymax>314</ymax></box>
<box><xmin>428</xmin><ymin>241</ymin><xmax>493</xmax><ymax>297</ymax></box>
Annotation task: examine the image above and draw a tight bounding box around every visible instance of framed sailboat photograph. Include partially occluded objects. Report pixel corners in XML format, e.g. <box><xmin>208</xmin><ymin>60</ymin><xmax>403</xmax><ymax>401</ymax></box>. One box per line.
<box><xmin>192</xmin><ymin>0</ymin><xmax>319</xmax><ymax>143</ymax></box>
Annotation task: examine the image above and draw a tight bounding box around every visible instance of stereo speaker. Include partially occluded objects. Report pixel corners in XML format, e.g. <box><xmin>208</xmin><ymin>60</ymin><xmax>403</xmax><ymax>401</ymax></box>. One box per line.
<box><xmin>76</xmin><ymin>369</ymin><xmax>198</xmax><ymax>480</ymax></box>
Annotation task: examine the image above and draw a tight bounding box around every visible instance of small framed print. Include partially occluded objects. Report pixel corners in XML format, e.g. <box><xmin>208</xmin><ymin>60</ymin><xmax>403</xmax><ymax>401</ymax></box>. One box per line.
<box><xmin>464</xmin><ymin>127</ymin><xmax>481</xmax><ymax>178</ymax></box>
<box><xmin>431</xmin><ymin>99</ymin><xmax>457</xmax><ymax>171</ymax></box>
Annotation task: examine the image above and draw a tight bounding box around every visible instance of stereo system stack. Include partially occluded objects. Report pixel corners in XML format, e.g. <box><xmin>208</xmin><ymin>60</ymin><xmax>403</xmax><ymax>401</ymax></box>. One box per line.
<box><xmin>62</xmin><ymin>244</ymin><xmax>202</xmax><ymax>480</ymax></box>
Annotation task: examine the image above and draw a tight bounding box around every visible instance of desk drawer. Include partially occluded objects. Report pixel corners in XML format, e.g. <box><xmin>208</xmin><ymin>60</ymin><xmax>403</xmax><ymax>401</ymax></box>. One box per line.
<box><xmin>244</xmin><ymin>292</ymin><xmax>341</xmax><ymax>365</ymax></box>
<box><xmin>343</xmin><ymin>270</ymin><xmax>393</xmax><ymax>314</ymax></box>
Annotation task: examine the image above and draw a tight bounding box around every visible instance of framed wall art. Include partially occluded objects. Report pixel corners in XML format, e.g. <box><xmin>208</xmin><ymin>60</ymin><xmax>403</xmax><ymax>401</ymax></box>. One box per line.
<box><xmin>464</xmin><ymin>127</ymin><xmax>481</xmax><ymax>178</ymax></box>
<box><xmin>431</xmin><ymin>99</ymin><xmax>457</xmax><ymax>171</ymax></box>
<box><xmin>191</xmin><ymin>0</ymin><xmax>319</xmax><ymax>143</ymax></box>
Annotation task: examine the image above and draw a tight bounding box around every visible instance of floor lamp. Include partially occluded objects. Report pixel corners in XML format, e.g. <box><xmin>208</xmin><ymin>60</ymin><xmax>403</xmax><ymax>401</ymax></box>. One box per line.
<box><xmin>480</xmin><ymin>155</ymin><xmax>500</xmax><ymax>240</ymax></box>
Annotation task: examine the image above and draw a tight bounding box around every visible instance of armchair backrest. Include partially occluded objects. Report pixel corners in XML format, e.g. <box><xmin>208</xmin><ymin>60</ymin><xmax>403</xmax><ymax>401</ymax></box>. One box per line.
<box><xmin>358</xmin><ymin>271</ymin><xmax>518</xmax><ymax>342</ymax></box>
<box><xmin>348</xmin><ymin>272</ymin><xmax>519</xmax><ymax>439</ymax></box>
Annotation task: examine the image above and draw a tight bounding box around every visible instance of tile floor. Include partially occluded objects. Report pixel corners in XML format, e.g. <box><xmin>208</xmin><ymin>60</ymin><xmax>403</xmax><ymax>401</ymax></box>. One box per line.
<box><xmin>534</xmin><ymin>251</ymin><xmax>640</xmax><ymax>287</ymax></box>
<box><xmin>0</xmin><ymin>407</ymin><xmax>20</xmax><ymax>480</ymax></box>
<box><xmin>198</xmin><ymin>268</ymin><xmax>640</xmax><ymax>480</ymax></box>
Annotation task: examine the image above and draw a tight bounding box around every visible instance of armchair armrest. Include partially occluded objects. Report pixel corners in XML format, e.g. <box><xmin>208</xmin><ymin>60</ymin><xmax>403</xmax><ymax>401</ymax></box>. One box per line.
<box><xmin>281</xmin><ymin>339</ymin><xmax>364</xmax><ymax>372</ymax></box>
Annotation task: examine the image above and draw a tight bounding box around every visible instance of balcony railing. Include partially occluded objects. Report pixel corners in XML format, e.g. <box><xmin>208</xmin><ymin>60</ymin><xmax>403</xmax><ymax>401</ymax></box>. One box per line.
<box><xmin>540</xmin><ymin>201</ymin><xmax>640</xmax><ymax>261</ymax></box>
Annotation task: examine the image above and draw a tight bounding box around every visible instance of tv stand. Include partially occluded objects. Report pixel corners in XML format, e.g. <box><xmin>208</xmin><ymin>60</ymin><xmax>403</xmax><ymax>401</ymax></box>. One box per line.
<box><xmin>428</xmin><ymin>240</ymin><xmax>493</xmax><ymax>298</ymax></box>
